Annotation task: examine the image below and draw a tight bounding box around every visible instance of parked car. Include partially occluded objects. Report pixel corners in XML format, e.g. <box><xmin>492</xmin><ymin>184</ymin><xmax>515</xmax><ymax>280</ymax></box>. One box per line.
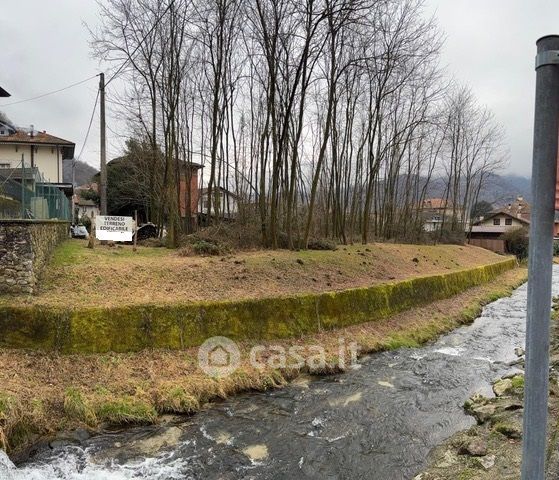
<box><xmin>135</xmin><ymin>222</ymin><xmax>158</xmax><ymax>241</ymax></box>
<box><xmin>71</xmin><ymin>224</ymin><xmax>89</xmax><ymax>239</ymax></box>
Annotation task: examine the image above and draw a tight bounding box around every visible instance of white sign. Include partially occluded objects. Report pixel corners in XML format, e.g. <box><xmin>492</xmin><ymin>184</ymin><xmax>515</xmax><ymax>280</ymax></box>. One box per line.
<box><xmin>95</xmin><ymin>216</ymin><xmax>135</xmax><ymax>242</ymax></box>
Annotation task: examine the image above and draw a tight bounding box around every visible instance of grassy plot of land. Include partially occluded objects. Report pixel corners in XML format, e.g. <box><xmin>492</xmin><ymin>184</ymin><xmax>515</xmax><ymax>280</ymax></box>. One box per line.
<box><xmin>0</xmin><ymin>267</ymin><xmax>526</xmax><ymax>457</ymax></box>
<box><xmin>1</xmin><ymin>240</ymin><xmax>508</xmax><ymax>308</ymax></box>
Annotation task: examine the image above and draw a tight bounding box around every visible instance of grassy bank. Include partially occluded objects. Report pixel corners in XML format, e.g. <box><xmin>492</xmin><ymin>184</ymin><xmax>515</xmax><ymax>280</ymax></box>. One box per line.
<box><xmin>0</xmin><ymin>240</ymin><xmax>506</xmax><ymax>308</ymax></box>
<box><xmin>0</xmin><ymin>267</ymin><xmax>526</xmax><ymax>459</ymax></box>
<box><xmin>0</xmin><ymin>259</ymin><xmax>515</xmax><ymax>353</ymax></box>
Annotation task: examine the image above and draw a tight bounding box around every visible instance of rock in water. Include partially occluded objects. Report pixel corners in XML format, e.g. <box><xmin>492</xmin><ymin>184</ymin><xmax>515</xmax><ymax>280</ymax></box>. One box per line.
<box><xmin>0</xmin><ymin>449</ymin><xmax>15</xmax><ymax>479</ymax></box>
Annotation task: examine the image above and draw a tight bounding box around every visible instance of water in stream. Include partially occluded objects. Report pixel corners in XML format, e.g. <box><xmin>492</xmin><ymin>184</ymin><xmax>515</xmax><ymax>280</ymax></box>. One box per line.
<box><xmin>1</xmin><ymin>273</ymin><xmax>548</xmax><ymax>480</ymax></box>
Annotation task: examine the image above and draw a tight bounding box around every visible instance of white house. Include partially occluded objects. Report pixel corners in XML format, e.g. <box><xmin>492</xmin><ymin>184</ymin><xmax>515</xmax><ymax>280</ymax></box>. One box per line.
<box><xmin>75</xmin><ymin>198</ymin><xmax>99</xmax><ymax>221</ymax></box>
<box><xmin>0</xmin><ymin>121</ymin><xmax>75</xmax><ymax>183</ymax></box>
<box><xmin>198</xmin><ymin>186</ymin><xmax>240</xmax><ymax>219</ymax></box>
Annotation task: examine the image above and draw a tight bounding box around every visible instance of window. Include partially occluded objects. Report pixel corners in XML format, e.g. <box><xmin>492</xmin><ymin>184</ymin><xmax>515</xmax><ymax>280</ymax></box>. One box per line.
<box><xmin>0</xmin><ymin>163</ymin><xmax>9</xmax><ymax>168</ymax></box>
<box><xmin>505</xmin><ymin>218</ymin><xmax>512</xmax><ymax>226</ymax></box>
<box><xmin>493</xmin><ymin>218</ymin><xmax>501</xmax><ymax>226</ymax></box>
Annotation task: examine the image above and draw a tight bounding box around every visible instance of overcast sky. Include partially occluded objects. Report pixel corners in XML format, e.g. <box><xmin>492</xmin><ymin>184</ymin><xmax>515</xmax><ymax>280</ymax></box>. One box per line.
<box><xmin>1</xmin><ymin>0</ymin><xmax>558</xmax><ymax>177</ymax></box>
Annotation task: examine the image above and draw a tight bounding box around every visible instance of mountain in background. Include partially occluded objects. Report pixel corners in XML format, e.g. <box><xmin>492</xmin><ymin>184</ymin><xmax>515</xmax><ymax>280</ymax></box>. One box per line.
<box><xmin>424</xmin><ymin>173</ymin><xmax>531</xmax><ymax>208</ymax></box>
<box><xmin>60</xmin><ymin>160</ymin><xmax>530</xmax><ymax>210</ymax></box>
<box><xmin>62</xmin><ymin>159</ymin><xmax>98</xmax><ymax>186</ymax></box>
<box><xmin>492</xmin><ymin>174</ymin><xmax>531</xmax><ymax>203</ymax></box>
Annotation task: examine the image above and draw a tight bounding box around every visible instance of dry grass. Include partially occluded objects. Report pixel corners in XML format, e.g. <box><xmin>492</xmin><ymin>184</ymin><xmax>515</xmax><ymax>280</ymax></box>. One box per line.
<box><xmin>0</xmin><ymin>267</ymin><xmax>526</xmax><ymax>457</ymax></box>
<box><xmin>0</xmin><ymin>239</ymin><xmax>508</xmax><ymax>308</ymax></box>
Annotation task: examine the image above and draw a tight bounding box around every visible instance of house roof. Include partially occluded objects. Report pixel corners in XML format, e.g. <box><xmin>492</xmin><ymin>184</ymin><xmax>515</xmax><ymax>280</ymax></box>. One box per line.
<box><xmin>421</xmin><ymin>198</ymin><xmax>452</xmax><ymax>209</ymax></box>
<box><xmin>75</xmin><ymin>182</ymin><xmax>99</xmax><ymax>193</ymax></box>
<box><xmin>473</xmin><ymin>209</ymin><xmax>530</xmax><ymax>226</ymax></box>
<box><xmin>0</xmin><ymin>130</ymin><xmax>74</xmax><ymax>146</ymax></box>
<box><xmin>470</xmin><ymin>225</ymin><xmax>523</xmax><ymax>234</ymax></box>
<box><xmin>0</xmin><ymin>129</ymin><xmax>75</xmax><ymax>160</ymax></box>
<box><xmin>0</xmin><ymin>86</ymin><xmax>10</xmax><ymax>97</ymax></box>
<box><xmin>108</xmin><ymin>156</ymin><xmax>203</xmax><ymax>170</ymax></box>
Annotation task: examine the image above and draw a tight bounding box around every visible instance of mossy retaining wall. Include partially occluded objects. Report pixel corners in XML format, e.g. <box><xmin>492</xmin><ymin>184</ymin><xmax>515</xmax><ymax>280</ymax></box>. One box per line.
<box><xmin>0</xmin><ymin>258</ymin><xmax>516</xmax><ymax>353</ymax></box>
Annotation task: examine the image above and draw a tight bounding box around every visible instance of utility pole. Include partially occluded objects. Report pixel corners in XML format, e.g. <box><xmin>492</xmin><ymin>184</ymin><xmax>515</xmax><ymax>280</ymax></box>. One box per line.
<box><xmin>99</xmin><ymin>72</ymin><xmax>107</xmax><ymax>216</ymax></box>
<box><xmin>522</xmin><ymin>35</ymin><xmax>559</xmax><ymax>480</ymax></box>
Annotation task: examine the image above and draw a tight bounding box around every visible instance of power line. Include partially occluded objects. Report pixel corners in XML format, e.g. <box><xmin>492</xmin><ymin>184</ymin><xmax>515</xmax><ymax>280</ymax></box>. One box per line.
<box><xmin>0</xmin><ymin>75</ymin><xmax>99</xmax><ymax>107</ymax></box>
<box><xmin>75</xmin><ymin>89</ymin><xmax>100</xmax><ymax>164</ymax></box>
<box><xmin>105</xmin><ymin>0</ymin><xmax>176</xmax><ymax>86</ymax></box>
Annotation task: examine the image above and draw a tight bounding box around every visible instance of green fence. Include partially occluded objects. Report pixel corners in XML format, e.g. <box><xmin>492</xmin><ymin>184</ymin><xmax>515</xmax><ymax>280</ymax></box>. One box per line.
<box><xmin>0</xmin><ymin>168</ymin><xmax>71</xmax><ymax>221</ymax></box>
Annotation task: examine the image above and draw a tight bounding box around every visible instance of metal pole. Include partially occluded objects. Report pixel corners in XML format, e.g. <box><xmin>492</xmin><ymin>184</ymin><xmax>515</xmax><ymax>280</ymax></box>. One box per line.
<box><xmin>522</xmin><ymin>35</ymin><xmax>559</xmax><ymax>479</ymax></box>
<box><xmin>20</xmin><ymin>154</ymin><xmax>25</xmax><ymax>219</ymax></box>
<box><xmin>99</xmin><ymin>72</ymin><xmax>107</xmax><ymax>216</ymax></box>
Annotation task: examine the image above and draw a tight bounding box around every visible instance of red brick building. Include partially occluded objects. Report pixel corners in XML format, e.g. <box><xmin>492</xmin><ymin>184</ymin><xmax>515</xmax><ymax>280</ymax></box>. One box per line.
<box><xmin>179</xmin><ymin>162</ymin><xmax>203</xmax><ymax>225</ymax></box>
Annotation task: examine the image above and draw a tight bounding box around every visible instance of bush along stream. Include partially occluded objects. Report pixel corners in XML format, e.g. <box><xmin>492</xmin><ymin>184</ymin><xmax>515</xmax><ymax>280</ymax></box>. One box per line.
<box><xmin>0</xmin><ymin>265</ymin><xmax>539</xmax><ymax>479</ymax></box>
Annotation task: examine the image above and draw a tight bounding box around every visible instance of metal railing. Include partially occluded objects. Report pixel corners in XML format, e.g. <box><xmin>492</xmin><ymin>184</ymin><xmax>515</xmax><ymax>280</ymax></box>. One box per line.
<box><xmin>0</xmin><ymin>164</ymin><xmax>71</xmax><ymax>221</ymax></box>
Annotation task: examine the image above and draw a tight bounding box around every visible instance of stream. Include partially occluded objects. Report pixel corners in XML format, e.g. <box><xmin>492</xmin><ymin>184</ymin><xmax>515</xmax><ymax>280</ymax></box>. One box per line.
<box><xmin>1</xmin><ymin>272</ymin><xmax>548</xmax><ymax>479</ymax></box>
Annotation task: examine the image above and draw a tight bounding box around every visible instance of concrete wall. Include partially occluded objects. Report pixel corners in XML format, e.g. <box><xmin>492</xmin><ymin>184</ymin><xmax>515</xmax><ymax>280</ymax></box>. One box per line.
<box><xmin>0</xmin><ymin>220</ymin><xmax>69</xmax><ymax>294</ymax></box>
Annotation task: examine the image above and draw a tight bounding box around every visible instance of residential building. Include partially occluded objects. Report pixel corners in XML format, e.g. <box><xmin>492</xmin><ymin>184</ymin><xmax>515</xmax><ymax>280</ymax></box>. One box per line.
<box><xmin>75</xmin><ymin>197</ymin><xmax>99</xmax><ymax>221</ymax></box>
<box><xmin>419</xmin><ymin>198</ymin><xmax>463</xmax><ymax>232</ymax></box>
<box><xmin>468</xmin><ymin>196</ymin><xmax>534</xmax><ymax>253</ymax></box>
<box><xmin>198</xmin><ymin>186</ymin><xmax>241</xmax><ymax>220</ymax></box>
<box><xmin>0</xmin><ymin>122</ymin><xmax>75</xmax><ymax>183</ymax></box>
<box><xmin>502</xmin><ymin>195</ymin><xmax>531</xmax><ymax>222</ymax></box>
<box><xmin>0</xmin><ymin>121</ymin><xmax>75</xmax><ymax>220</ymax></box>
<box><xmin>178</xmin><ymin>162</ymin><xmax>203</xmax><ymax>222</ymax></box>
<box><xmin>72</xmin><ymin>183</ymin><xmax>99</xmax><ymax>222</ymax></box>
<box><xmin>0</xmin><ymin>86</ymin><xmax>10</xmax><ymax>97</ymax></box>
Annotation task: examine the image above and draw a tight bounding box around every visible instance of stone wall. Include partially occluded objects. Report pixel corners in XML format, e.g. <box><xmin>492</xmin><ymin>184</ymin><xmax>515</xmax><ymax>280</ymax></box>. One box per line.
<box><xmin>0</xmin><ymin>220</ymin><xmax>69</xmax><ymax>294</ymax></box>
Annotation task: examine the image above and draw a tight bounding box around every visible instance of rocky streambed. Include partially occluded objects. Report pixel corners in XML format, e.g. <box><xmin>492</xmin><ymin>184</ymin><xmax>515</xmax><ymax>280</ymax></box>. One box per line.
<box><xmin>417</xmin><ymin>297</ymin><xmax>559</xmax><ymax>480</ymax></box>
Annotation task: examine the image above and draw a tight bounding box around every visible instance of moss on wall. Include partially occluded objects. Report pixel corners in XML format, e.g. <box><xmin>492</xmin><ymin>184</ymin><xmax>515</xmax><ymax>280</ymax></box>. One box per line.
<box><xmin>0</xmin><ymin>258</ymin><xmax>516</xmax><ymax>353</ymax></box>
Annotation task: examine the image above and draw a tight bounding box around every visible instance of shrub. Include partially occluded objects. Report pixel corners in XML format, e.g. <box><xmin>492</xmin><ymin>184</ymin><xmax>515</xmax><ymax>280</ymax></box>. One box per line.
<box><xmin>307</xmin><ymin>238</ymin><xmax>337</xmax><ymax>251</ymax></box>
<box><xmin>436</xmin><ymin>227</ymin><xmax>465</xmax><ymax>245</ymax></box>
<box><xmin>138</xmin><ymin>237</ymin><xmax>164</xmax><ymax>248</ymax></box>
<box><xmin>503</xmin><ymin>227</ymin><xmax>529</xmax><ymax>259</ymax></box>
<box><xmin>178</xmin><ymin>239</ymin><xmax>228</xmax><ymax>256</ymax></box>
